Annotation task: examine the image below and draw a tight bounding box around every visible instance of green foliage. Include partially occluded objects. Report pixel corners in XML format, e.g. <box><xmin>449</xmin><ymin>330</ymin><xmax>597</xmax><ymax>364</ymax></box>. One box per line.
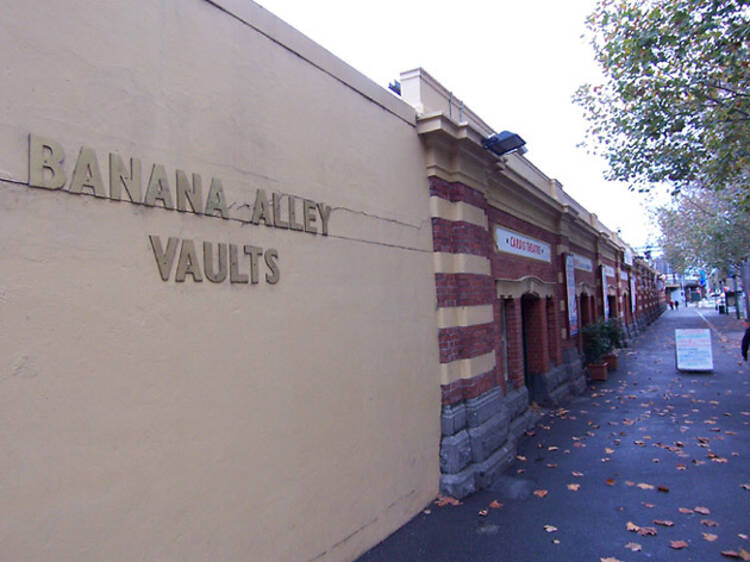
<box><xmin>582</xmin><ymin>320</ymin><xmax>612</xmax><ymax>364</ymax></box>
<box><xmin>604</xmin><ymin>317</ymin><xmax>626</xmax><ymax>349</ymax></box>
<box><xmin>575</xmin><ymin>0</ymin><xmax>750</xmax><ymax>201</ymax></box>
<box><xmin>655</xmin><ymin>184</ymin><xmax>750</xmax><ymax>273</ymax></box>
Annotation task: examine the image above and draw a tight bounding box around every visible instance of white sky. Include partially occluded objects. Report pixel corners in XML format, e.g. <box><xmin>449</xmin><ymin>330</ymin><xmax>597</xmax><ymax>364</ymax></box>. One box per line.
<box><xmin>255</xmin><ymin>0</ymin><xmax>664</xmax><ymax>250</ymax></box>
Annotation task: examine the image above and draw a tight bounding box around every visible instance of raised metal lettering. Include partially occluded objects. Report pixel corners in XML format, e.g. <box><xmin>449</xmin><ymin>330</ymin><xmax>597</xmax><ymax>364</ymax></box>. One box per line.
<box><xmin>317</xmin><ymin>203</ymin><xmax>331</xmax><ymax>236</ymax></box>
<box><xmin>272</xmin><ymin>192</ymin><xmax>289</xmax><ymax>229</ymax></box>
<box><xmin>229</xmin><ymin>244</ymin><xmax>248</xmax><ymax>283</ymax></box>
<box><xmin>265</xmin><ymin>249</ymin><xmax>280</xmax><ymax>284</ymax></box>
<box><xmin>144</xmin><ymin>164</ymin><xmax>174</xmax><ymax>209</ymax></box>
<box><xmin>250</xmin><ymin>189</ymin><xmax>274</xmax><ymax>227</ymax></box>
<box><xmin>109</xmin><ymin>153</ymin><xmax>142</xmax><ymax>202</ymax></box>
<box><xmin>203</xmin><ymin>241</ymin><xmax>227</xmax><ymax>283</ymax></box>
<box><xmin>69</xmin><ymin>147</ymin><xmax>106</xmax><ymax>197</ymax></box>
<box><xmin>176</xmin><ymin>170</ymin><xmax>202</xmax><ymax>213</ymax></box>
<box><xmin>204</xmin><ymin>178</ymin><xmax>229</xmax><ymax>219</ymax></box>
<box><xmin>303</xmin><ymin>199</ymin><xmax>317</xmax><ymax>234</ymax></box>
<box><xmin>243</xmin><ymin>245</ymin><xmax>263</xmax><ymax>284</ymax></box>
<box><xmin>149</xmin><ymin>235</ymin><xmax>179</xmax><ymax>281</ymax></box>
<box><xmin>175</xmin><ymin>239</ymin><xmax>203</xmax><ymax>282</ymax></box>
<box><xmin>28</xmin><ymin>134</ymin><xmax>66</xmax><ymax>190</ymax></box>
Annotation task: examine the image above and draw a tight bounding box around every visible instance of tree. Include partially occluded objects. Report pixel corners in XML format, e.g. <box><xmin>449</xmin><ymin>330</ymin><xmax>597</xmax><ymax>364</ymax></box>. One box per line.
<box><xmin>574</xmin><ymin>0</ymin><xmax>749</xmax><ymax>202</ymax></box>
<box><xmin>655</xmin><ymin>184</ymin><xmax>750</xmax><ymax>274</ymax></box>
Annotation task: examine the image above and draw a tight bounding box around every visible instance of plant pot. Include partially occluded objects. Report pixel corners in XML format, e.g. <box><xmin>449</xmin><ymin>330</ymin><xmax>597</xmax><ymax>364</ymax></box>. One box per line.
<box><xmin>588</xmin><ymin>362</ymin><xmax>608</xmax><ymax>381</ymax></box>
<box><xmin>604</xmin><ymin>352</ymin><xmax>618</xmax><ymax>371</ymax></box>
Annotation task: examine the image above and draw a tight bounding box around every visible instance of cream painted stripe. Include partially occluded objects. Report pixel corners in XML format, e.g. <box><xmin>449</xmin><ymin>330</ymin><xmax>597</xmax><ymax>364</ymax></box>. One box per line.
<box><xmin>430</xmin><ymin>196</ymin><xmax>488</xmax><ymax>229</ymax></box>
<box><xmin>436</xmin><ymin>304</ymin><xmax>494</xmax><ymax>329</ymax></box>
<box><xmin>433</xmin><ymin>252</ymin><xmax>491</xmax><ymax>275</ymax></box>
<box><xmin>439</xmin><ymin>351</ymin><xmax>496</xmax><ymax>386</ymax></box>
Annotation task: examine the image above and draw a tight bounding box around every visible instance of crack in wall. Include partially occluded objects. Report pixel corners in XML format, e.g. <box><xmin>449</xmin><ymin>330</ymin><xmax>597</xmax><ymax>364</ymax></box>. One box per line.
<box><xmin>0</xmin><ymin>178</ymin><xmax>433</xmax><ymax>253</ymax></box>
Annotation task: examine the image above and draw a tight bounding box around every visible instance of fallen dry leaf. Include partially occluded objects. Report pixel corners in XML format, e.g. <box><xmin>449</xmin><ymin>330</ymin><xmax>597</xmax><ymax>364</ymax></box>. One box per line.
<box><xmin>701</xmin><ymin>519</ymin><xmax>719</xmax><ymax>527</ymax></box>
<box><xmin>534</xmin><ymin>489</ymin><xmax>549</xmax><ymax>498</ymax></box>
<box><xmin>516</xmin><ymin>455</ymin><xmax>527</xmax><ymax>461</ymax></box>
<box><xmin>548</xmin><ymin>446</ymin><xmax>559</xmax><ymax>451</ymax></box>
<box><xmin>643</xmin><ymin>502</ymin><xmax>655</xmax><ymax>508</ymax></box>
<box><xmin>694</xmin><ymin>506</ymin><xmax>711</xmax><ymax>515</ymax></box>
<box><xmin>625</xmin><ymin>481</ymin><xmax>635</xmax><ymax>487</ymax></box>
<box><xmin>489</xmin><ymin>500</ymin><xmax>503</xmax><ymax>509</ymax></box>
<box><xmin>435</xmin><ymin>495</ymin><xmax>462</xmax><ymax>507</ymax></box>
<box><xmin>572</xmin><ymin>471</ymin><xmax>584</xmax><ymax>477</ymax></box>
<box><xmin>478</xmin><ymin>509</ymin><xmax>488</xmax><ymax>517</ymax></box>
<box><xmin>741</xmin><ymin>484</ymin><xmax>750</xmax><ymax>491</ymax></box>
<box><xmin>678</xmin><ymin>507</ymin><xmax>694</xmax><ymax>514</ymax></box>
<box><xmin>739</xmin><ymin>533</ymin><xmax>748</xmax><ymax>540</ymax></box>
<box><xmin>670</xmin><ymin>540</ymin><xmax>688</xmax><ymax>549</ymax></box>
<box><xmin>720</xmin><ymin>549</ymin><xmax>750</xmax><ymax>560</ymax></box>
<box><xmin>567</xmin><ymin>483</ymin><xmax>581</xmax><ymax>491</ymax></box>
<box><xmin>625</xmin><ymin>542</ymin><xmax>642</xmax><ymax>552</ymax></box>
<box><xmin>544</xmin><ymin>524</ymin><xmax>558</xmax><ymax>533</ymax></box>
<box><xmin>637</xmin><ymin>483</ymin><xmax>655</xmax><ymax>490</ymax></box>
<box><xmin>547</xmin><ymin>463</ymin><xmax>558</xmax><ymax>469</ymax></box>
<box><xmin>600</xmin><ymin>558</ymin><xmax>624</xmax><ymax>562</ymax></box>
<box><xmin>654</xmin><ymin>520</ymin><xmax>674</xmax><ymax>527</ymax></box>
<box><xmin>638</xmin><ymin>526</ymin><xmax>658</xmax><ymax>536</ymax></box>
<box><xmin>703</xmin><ymin>533</ymin><xmax>718</xmax><ymax>542</ymax></box>
<box><xmin>605</xmin><ymin>447</ymin><xmax>615</xmax><ymax>454</ymax></box>
<box><xmin>626</xmin><ymin>521</ymin><xmax>640</xmax><ymax>532</ymax></box>
<box><xmin>658</xmin><ymin>485</ymin><xmax>670</xmax><ymax>493</ymax></box>
<box><xmin>606</xmin><ymin>479</ymin><xmax>616</xmax><ymax>486</ymax></box>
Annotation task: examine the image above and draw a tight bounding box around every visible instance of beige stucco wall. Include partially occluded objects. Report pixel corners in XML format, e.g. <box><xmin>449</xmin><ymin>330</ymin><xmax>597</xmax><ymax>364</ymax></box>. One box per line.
<box><xmin>0</xmin><ymin>1</ymin><xmax>440</xmax><ymax>560</ymax></box>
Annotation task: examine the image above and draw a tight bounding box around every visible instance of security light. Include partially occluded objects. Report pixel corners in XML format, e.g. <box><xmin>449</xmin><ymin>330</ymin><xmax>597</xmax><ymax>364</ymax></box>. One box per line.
<box><xmin>482</xmin><ymin>130</ymin><xmax>526</xmax><ymax>157</ymax></box>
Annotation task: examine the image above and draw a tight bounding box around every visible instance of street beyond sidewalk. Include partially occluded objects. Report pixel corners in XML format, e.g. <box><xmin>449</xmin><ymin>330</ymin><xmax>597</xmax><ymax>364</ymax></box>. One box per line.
<box><xmin>359</xmin><ymin>307</ymin><xmax>750</xmax><ymax>561</ymax></box>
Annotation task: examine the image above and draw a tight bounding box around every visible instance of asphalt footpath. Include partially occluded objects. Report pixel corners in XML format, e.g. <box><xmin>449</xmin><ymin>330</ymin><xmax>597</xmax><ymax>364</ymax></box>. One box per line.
<box><xmin>358</xmin><ymin>306</ymin><xmax>750</xmax><ymax>561</ymax></box>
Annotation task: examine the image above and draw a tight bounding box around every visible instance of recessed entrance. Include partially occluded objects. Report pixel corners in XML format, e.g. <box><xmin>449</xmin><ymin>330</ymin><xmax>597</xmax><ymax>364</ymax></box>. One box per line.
<box><xmin>521</xmin><ymin>293</ymin><xmax>544</xmax><ymax>403</ymax></box>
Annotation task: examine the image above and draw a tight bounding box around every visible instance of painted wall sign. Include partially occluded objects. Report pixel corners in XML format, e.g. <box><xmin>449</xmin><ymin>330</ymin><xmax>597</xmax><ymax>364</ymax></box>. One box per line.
<box><xmin>573</xmin><ymin>253</ymin><xmax>593</xmax><ymax>272</ymax></box>
<box><xmin>604</xmin><ymin>265</ymin><xmax>615</xmax><ymax>279</ymax></box>
<box><xmin>27</xmin><ymin>134</ymin><xmax>335</xmax><ymax>284</ymax></box>
<box><xmin>630</xmin><ymin>277</ymin><xmax>637</xmax><ymax>313</ymax></box>
<box><xmin>675</xmin><ymin>329</ymin><xmax>713</xmax><ymax>372</ymax></box>
<box><xmin>624</xmin><ymin>248</ymin><xmax>634</xmax><ymax>266</ymax></box>
<box><xmin>620</xmin><ymin>270</ymin><xmax>628</xmax><ymax>282</ymax></box>
<box><xmin>495</xmin><ymin>226</ymin><xmax>551</xmax><ymax>262</ymax></box>
<box><xmin>601</xmin><ymin>266</ymin><xmax>610</xmax><ymax>318</ymax></box>
<box><xmin>565</xmin><ymin>254</ymin><xmax>578</xmax><ymax>336</ymax></box>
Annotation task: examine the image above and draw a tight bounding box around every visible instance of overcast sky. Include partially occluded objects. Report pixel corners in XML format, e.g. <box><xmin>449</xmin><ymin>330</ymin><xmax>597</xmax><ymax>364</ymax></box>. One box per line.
<box><xmin>255</xmin><ymin>0</ymin><xmax>665</xmax><ymax>250</ymax></box>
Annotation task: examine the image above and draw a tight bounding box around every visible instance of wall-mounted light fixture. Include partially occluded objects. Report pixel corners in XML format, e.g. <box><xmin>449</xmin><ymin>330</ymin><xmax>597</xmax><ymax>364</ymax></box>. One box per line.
<box><xmin>482</xmin><ymin>130</ymin><xmax>526</xmax><ymax>157</ymax></box>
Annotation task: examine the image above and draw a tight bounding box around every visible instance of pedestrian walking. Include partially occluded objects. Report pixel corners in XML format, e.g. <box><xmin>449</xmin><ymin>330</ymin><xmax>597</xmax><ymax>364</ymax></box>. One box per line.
<box><xmin>742</xmin><ymin>320</ymin><xmax>750</xmax><ymax>361</ymax></box>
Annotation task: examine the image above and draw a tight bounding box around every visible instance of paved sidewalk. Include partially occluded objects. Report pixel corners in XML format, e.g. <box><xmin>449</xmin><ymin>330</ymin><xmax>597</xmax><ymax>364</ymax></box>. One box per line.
<box><xmin>359</xmin><ymin>307</ymin><xmax>750</xmax><ymax>561</ymax></box>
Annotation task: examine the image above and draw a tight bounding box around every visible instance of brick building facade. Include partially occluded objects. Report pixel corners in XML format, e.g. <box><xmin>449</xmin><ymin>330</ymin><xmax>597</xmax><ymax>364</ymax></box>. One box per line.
<box><xmin>401</xmin><ymin>68</ymin><xmax>665</xmax><ymax>497</ymax></box>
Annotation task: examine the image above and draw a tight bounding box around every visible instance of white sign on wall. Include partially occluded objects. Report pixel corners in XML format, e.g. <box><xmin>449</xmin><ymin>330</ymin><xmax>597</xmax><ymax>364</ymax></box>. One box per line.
<box><xmin>601</xmin><ymin>266</ymin><xmax>610</xmax><ymax>318</ymax></box>
<box><xmin>620</xmin><ymin>270</ymin><xmax>628</xmax><ymax>282</ymax></box>
<box><xmin>624</xmin><ymin>248</ymin><xmax>634</xmax><ymax>266</ymax></box>
<box><xmin>630</xmin><ymin>277</ymin><xmax>637</xmax><ymax>313</ymax></box>
<box><xmin>573</xmin><ymin>253</ymin><xmax>593</xmax><ymax>272</ymax></box>
<box><xmin>565</xmin><ymin>254</ymin><xmax>578</xmax><ymax>336</ymax></box>
<box><xmin>604</xmin><ymin>265</ymin><xmax>615</xmax><ymax>279</ymax></box>
<box><xmin>495</xmin><ymin>227</ymin><xmax>551</xmax><ymax>262</ymax></box>
<box><xmin>675</xmin><ymin>329</ymin><xmax>713</xmax><ymax>372</ymax></box>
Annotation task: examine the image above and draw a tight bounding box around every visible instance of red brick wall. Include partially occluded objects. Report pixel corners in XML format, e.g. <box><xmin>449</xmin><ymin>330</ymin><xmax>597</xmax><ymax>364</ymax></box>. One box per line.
<box><xmin>504</xmin><ymin>298</ymin><xmax>524</xmax><ymax>390</ymax></box>
<box><xmin>438</xmin><ymin>322</ymin><xmax>496</xmax><ymax>363</ymax></box>
<box><xmin>435</xmin><ymin>273</ymin><xmax>495</xmax><ymax>307</ymax></box>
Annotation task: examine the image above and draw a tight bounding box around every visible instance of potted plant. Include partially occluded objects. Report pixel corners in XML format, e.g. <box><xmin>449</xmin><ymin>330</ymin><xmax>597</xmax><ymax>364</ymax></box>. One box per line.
<box><xmin>582</xmin><ymin>320</ymin><xmax>612</xmax><ymax>381</ymax></box>
<box><xmin>603</xmin><ymin>318</ymin><xmax>626</xmax><ymax>371</ymax></box>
